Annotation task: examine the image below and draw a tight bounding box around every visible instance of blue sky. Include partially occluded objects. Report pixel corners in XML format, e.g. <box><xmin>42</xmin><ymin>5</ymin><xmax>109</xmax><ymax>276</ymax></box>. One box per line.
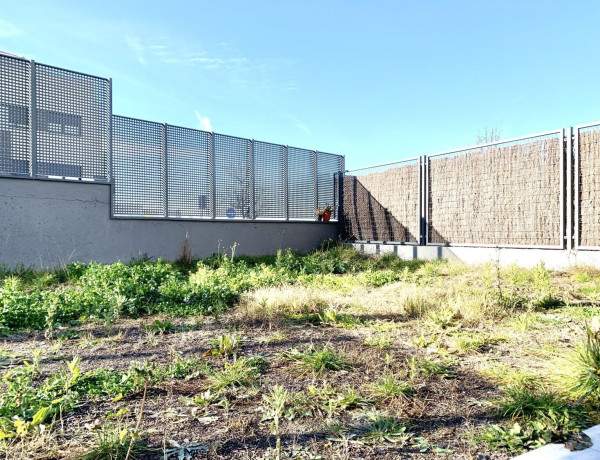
<box><xmin>1</xmin><ymin>0</ymin><xmax>599</xmax><ymax>169</ymax></box>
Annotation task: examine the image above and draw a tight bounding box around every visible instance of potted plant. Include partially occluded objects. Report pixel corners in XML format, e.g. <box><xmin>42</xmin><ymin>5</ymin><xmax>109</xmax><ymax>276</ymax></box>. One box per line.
<box><xmin>316</xmin><ymin>204</ymin><xmax>334</xmax><ymax>222</ymax></box>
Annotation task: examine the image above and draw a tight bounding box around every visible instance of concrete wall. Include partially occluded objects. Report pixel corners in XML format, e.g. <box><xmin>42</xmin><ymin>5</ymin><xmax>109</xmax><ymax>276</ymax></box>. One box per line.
<box><xmin>0</xmin><ymin>177</ymin><xmax>337</xmax><ymax>268</ymax></box>
<box><xmin>350</xmin><ymin>243</ymin><xmax>600</xmax><ymax>270</ymax></box>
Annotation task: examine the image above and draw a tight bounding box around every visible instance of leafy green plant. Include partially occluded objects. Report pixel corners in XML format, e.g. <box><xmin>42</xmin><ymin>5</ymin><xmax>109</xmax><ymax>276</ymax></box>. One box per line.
<box><xmin>349</xmin><ymin>410</ymin><xmax>410</xmax><ymax>444</ymax></box>
<box><xmin>283</xmin><ymin>345</ymin><xmax>352</xmax><ymax>374</ymax></box>
<box><xmin>570</xmin><ymin>319</ymin><xmax>600</xmax><ymax>401</ymax></box>
<box><xmin>208</xmin><ymin>333</ymin><xmax>242</xmax><ymax>357</ymax></box>
<box><xmin>261</xmin><ymin>385</ymin><xmax>289</xmax><ymax>460</ymax></box>
<box><xmin>363</xmin><ymin>334</ymin><xmax>393</xmax><ymax>349</ymax></box>
<box><xmin>209</xmin><ymin>356</ymin><xmax>265</xmax><ymax>390</ymax></box>
<box><xmin>369</xmin><ymin>374</ymin><xmax>413</xmax><ymax>401</ymax></box>
<box><xmin>81</xmin><ymin>424</ymin><xmax>147</xmax><ymax>460</ymax></box>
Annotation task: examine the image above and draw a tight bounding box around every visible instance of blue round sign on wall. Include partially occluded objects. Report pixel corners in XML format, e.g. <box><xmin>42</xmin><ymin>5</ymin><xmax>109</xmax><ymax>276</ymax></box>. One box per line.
<box><xmin>226</xmin><ymin>207</ymin><xmax>236</xmax><ymax>219</ymax></box>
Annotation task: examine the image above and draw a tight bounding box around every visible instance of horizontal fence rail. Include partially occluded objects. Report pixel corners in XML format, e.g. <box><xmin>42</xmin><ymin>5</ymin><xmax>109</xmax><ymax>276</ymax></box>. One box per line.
<box><xmin>0</xmin><ymin>52</ymin><xmax>344</xmax><ymax>223</ymax></box>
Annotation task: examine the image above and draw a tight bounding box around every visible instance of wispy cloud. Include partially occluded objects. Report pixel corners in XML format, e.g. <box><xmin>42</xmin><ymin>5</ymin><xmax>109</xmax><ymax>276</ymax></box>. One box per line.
<box><xmin>195</xmin><ymin>111</ymin><xmax>212</xmax><ymax>132</ymax></box>
<box><xmin>283</xmin><ymin>114</ymin><xmax>311</xmax><ymax>135</ymax></box>
<box><xmin>124</xmin><ymin>35</ymin><xmax>146</xmax><ymax>65</ymax></box>
<box><xmin>0</xmin><ymin>19</ymin><xmax>23</xmax><ymax>38</ymax></box>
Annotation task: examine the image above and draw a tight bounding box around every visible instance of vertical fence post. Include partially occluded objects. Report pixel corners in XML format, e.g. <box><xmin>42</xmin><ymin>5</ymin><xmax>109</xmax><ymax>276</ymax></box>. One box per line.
<box><xmin>283</xmin><ymin>145</ymin><xmax>289</xmax><ymax>220</ymax></box>
<box><xmin>566</xmin><ymin>127</ymin><xmax>573</xmax><ymax>251</ymax></box>
<box><xmin>418</xmin><ymin>156</ymin><xmax>423</xmax><ymax>246</ymax></box>
<box><xmin>313</xmin><ymin>150</ymin><xmax>318</xmax><ymax>220</ymax></box>
<box><xmin>559</xmin><ymin>128</ymin><xmax>565</xmax><ymax>249</ymax></box>
<box><xmin>210</xmin><ymin>132</ymin><xmax>216</xmax><ymax>219</ymax></box>
<box><xmin>424</xmin><ymin>155</ymin><xmax>430</xmax><ymax>245</ymax></box>
<box><xmin>108</xmin><ymin>78</ymin><xmax>113</xmax><ymax>218</ymax></box>
<box><xmin>338</xmin><ymin>155</ymin><xmax>345</xmax><ymax>222</ymax></box>
<box><xmin>30</xmin><ymin>60</ymin><xmax>37</xmax><ymax>178</ymax></box>
<box><xmin>574</xmin><ymin>126</ymin><xmax>580</xmax><ymax>249</ymax></box>
<box><xmin>249</xmin><ymin>139</ymin><xmax>255</xmax><ymax>219</ymax></box>
<box><xmin>337</xmin><ymin>170</ymin><xmax>344</xmax><ymax>239</ymax></box>
<box><xmin>163</xmin><ymin>123</ymin><xmax>169</xmax><ymax>218</ymax></box>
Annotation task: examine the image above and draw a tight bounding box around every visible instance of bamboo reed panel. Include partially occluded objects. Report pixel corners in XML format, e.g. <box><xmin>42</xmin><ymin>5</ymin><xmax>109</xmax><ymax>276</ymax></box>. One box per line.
<box><xmin>342</xmin><ymin>162</ymin><xmax>420</xmax><ymax>242</ymax></box>
<box><xmin>578</xmin><ymin>127</ymin><xmax>600</xmax><ymax>247</ymax></box>
<box><xmin>428</xmin><ymin>136</ymin><xmax>561</xmax><ymax>245</ymax></box>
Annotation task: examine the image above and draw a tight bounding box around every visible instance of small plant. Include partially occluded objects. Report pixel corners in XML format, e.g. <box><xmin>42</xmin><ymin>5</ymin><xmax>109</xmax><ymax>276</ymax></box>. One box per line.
<box><xmin>496</xmin><ymin>385</ymin><xmax>569</xmax><ymax>419</ymax></box>
<box><xmin>283</xmin><ymin>345</ymin><xmax>352</xmax><ymax>374</ymax></box>
<box><xmin>369</xmin><ymin>374</ymin><xmax>413</xmax><ymax>401</ymax></box>
<box><xmin>407</xmin><ymin>357</ymin><xmax>456</xmax><ymax>379</ymax></box>
<box><xmin>142</xmin><ymin>319</ymin><xmax>177</xmax><ymax>334</ymax></box>
<box><xmin>209</xmin><ymin>356</ymin><xmax>264</xmax><ymax>390</ymax></box>
<box><xmin>363</xmin><ymin>334</ymin><xmax>393</xmax><ymax>349</ymax></box>
<box><xmin>350</xmin><ymin>410</ymin><xmax>410</xmax><ymax>444</ymax></box>
<box><xmin>177</xmin><ymin>232</ymin><xmax>194</xmax><ymax>267</ymax></box>
<box><xmin>261</xmin><ymin>385</ymin><xmax>289</xmax><ymax>460</ymax></box>
<box><xmin>208</xmin><ymin>334</ymin><xmax>242</xmax><ymax>357</ymax></box>
<box><xmin>570</xmin><ymin>317</ymin><xmax>600</xmax><ymax>402</ymax></box>
<box><xmin>81</xmin><ymin>423</ymin><xmax>147</xmax><ymax>460</ymax></box>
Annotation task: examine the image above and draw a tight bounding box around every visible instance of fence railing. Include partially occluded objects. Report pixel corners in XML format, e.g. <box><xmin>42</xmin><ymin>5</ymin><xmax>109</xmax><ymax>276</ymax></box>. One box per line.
<box><xmin>342</xmin><ymin>125</ymin><xmax>600</xmax><ymax>250</ymax></box>
<box><xmin>0</xmin><ymin>53</ymin><xmax>344</xmax><ymax>222</ymax></box>
<box><xmin>111</xmin><ymin>115</ymin><xmax>344</xmax><ymax>220</ymax></box>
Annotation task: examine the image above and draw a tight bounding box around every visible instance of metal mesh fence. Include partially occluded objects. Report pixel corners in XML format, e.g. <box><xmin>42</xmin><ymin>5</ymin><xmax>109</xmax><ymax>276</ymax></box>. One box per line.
<box><xmin>288</xmin><ymin>146</ymin><xmax>315</xmax><ymax>220</ymax></box>
<box><xmin>35</xmin><ymin>64</ymin><xmax>110</xmax><ymax>181</ymax></box>
<box><xmin>428</xmin><ymin>132</ymin><xmax>562</xmax><ymax>246</ymax></box>
<box><xmin>112</xmin><ymin>116</ymin><xmax>165</xmax><ymax>217</ymax></box>
<box><xmin>166</xmin><ymin>125</ymin><xmax>212</xmax><ymax>219</ymax></box>
<box><xmin>577</xmin><ymin>124</ymin><xmax>600</xmax><ymax>248</ymax></box>
<box><xmin>0</xmin><ymin>54</ymin><xmax>342</xmax><ymax>222</ymax></box>
<box><xmin>214</xmin><ymin>133</ymin><xmax>251</xmax><ymax>219</ymax></box>
<box><xmin>254</xmin><ymin>140</ymin><xmax>285</xmax><ymax>219</ymax></box>
<box><xmin>342</xmin><ymin>159</ymin><xmax>420</xmax><ymax>243</ymax></box>
<box><xmin>0</xmin><ymin>55</ymin><xmax>31</xmax><ymax>176</ymax></box>
<box><xmin>317</xmin><ymin>152</ymin><xmax>342</xmax><ymax>219</ymax></box>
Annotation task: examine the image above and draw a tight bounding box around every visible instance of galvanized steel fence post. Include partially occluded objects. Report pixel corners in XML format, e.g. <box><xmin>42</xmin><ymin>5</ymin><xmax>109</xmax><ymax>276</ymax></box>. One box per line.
<box><xmin>30</xmin><ymin>60</ymin><xmax>37</xmax><ymax>178</ymax></box>
<box><xmin>283</xmin><ymin>145</ymin><xmax>289</xmax><ymax>220</ymax></box>
<box><xmin>249</xmin><ymin>139</ymin><xmax>255</xmax><ymax>219</ymax></box>
<box><xmin>312</xmin><ymin>150</ymin><xmax>318</xmax><ymax>220</ymax></box>
<box><xmin>210</xmin><ymin>132</ymin><xmax>216</xmax><ymax>219</ymax></box>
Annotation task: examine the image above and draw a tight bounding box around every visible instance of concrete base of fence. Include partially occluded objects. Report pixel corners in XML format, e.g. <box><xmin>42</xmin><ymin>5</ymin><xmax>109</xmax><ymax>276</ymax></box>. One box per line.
<box><xmin>349</xmin><ymin>243</ymin><xmax>600</xmax><ymax>270</ymax></box>
<box><xmin>0</xmin><ymin>177</ymin><xmax>337</xmax><ymax>269</ymax></box>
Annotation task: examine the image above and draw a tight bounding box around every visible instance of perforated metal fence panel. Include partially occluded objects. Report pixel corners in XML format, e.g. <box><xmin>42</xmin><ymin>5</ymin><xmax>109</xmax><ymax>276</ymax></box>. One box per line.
<box><xmin>214</xmin><ymin>133</ymin><xmax>251</xmax><ymax>219</ymax></box>
<box><xmin>0</xmin><ymin>55</ymin><xmax>31</xmax><ymax>176</ymax></box>
<box><xmin>317</xmin><ymin>152</ymin><xmax>341</xmax><ymax>220</ymax></box>
<box><xmin>112</xmin><ymin>116</ymin><xmax>165</xmax><ymax>217</ymax></box>
<box><xmin>166</xmin><ymin>125</ymin><xmax>212</xmax><ymax>219</ymax></box>
<box><xmin>288</xmin><ymin>146</ymin><xmax>315</xmax><ymax>220</ymax></box>
<box><xmin>35</xmin><ymin>64</ymin><xmax>109</xmax><ymax>181</ymax></box>
<box><xmin>254</xmin><ymin>141</ymin><xmax>285</xmax><ymax>219</ymax></box>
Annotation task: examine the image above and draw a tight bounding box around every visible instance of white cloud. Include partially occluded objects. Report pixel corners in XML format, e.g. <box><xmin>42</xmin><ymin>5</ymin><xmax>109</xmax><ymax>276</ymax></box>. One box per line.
<box><xmin>194</xmin><ymin>111</ymin><xmax>212</xmax><ymax>132</ymax></box>
<box><xmin>0</xmin><ymin>19</ymin><xmax>23</xmax><ymax>38</ymax></box>
<box><xmin>124</xmin><ymin>35</ymin><xmax>146</xmax><ymax>65</ymax></box>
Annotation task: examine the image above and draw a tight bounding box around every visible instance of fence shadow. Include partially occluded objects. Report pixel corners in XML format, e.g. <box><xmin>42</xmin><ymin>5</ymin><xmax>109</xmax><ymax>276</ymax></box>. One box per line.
<box><xmin>341</xmin><ymin>176</ymin><xmax>416</xmax><ymax>243</ymax></box>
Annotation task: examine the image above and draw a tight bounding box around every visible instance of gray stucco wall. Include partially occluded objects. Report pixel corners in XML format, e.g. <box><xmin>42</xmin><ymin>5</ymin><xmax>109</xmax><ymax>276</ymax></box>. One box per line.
<box><xmin>0</xmin><ymin>177</ymin><xmax>337</xmax><ymax>268</ymax></box>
